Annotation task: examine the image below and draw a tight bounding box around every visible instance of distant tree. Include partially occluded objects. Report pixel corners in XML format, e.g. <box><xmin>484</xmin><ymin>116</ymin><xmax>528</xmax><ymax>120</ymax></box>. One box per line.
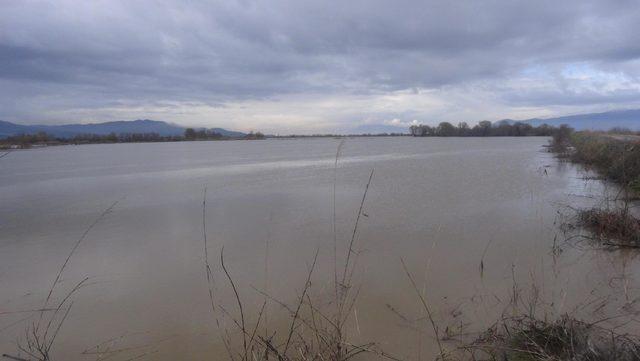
<box><xmin>196</xmin><ymin>129</ymin><xmax>207</xmax><ymax>139</ymax></box>
<box><xmin>410</xmin><ymin>125</ymin><xmax>419</xmax><ymax>136</ymax></box>
<box><xmin>478</xmin><ymin>120</ymin><xmax>492</xmax><ymax>136</ymax></box>
<box><xmin>184</xmin><ymin>128</ymin><xmax>196</xmax><ymax>140</ymax></box>
<box><xmin>534</xmin><ymin>124</ymin><xmax>553</xmax><ymax>136</ymax></box>
<box><xmin>457</xmin><ymin>122</ymin><xmax>470</xmax><ymax>136</ymax></box>
<box><xmin>436</xmin><ymin>122</ymin><xmax>456</xmax><ymax>136</ymax></box>
<box><xmin>408</xmin><ymin>120</ymin><xmax>566</xmax><ymax>138</ymax></box>
<box><xmin>493</xmin><ymin>122</ymin><xmax>513</xmax><ymax>136</ymax></box>
<box><xmin>513</xmin><ymin>122</ymin><xmax>533</xmax><ymax>136</ymax></box>
<box><xmin>206</xmin><ymin>130</ymin><xmax>223</xmax><ymax>139</ymax></box>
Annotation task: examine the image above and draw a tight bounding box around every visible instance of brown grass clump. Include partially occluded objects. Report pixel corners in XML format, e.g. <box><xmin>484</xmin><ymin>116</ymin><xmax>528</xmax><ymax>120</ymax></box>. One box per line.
<box><xmin>577</xmin><ymin>208</ymin><xmax>640</xmax><ymax>247</ymax></box>
<box><xmin>464</xmin><ymin>315</ymin><xmax>640</xmax><ymax>361</ymax></box>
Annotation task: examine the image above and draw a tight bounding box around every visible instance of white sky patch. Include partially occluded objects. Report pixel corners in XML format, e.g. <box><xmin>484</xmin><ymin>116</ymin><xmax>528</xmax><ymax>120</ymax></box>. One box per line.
<box><xmin>40</xmin><ymin>83</ymin><xmax>629</xmax><ymax>134</ymax></box>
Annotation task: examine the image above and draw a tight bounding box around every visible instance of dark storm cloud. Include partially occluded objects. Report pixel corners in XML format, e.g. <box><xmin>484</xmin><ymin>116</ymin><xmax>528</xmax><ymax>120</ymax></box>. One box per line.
<box><xmin>1</xmin><ymin>0</ymin><xmax>640</xmax><ymax>125</ymax></box>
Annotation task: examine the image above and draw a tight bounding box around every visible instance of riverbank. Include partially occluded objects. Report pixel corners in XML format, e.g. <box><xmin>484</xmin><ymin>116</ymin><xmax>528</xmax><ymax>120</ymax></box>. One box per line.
<box><xmin>570</xmin><ymin>132</ymin><xmax>640</xmax><ymax>196</ymax></box>
<box><xmin>550</xmin><ymin>130</ymin><xmax>640</xmax><ymax>247</ymax></box>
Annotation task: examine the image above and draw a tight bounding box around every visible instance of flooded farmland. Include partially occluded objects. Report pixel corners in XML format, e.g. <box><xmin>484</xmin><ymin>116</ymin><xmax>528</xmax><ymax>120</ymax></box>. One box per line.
<box><xmin>1</xmin><ymin>137</ymin><xmax>638</xmax><ymax>360</ymax></box>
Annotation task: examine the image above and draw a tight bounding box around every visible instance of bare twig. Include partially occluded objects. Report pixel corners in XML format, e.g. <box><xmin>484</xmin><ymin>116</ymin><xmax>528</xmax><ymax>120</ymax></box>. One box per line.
<box><xmin>40</xmin><ymin>200</ymin><xmax>119</xmax><ymax>318</ymax></box>
<box><xmin>341</xmin><ymin>169</ymin><xmax>374</xmax><ymax>288</ymax></box>
<box><xmin>220</xmin><ymin>247</ymin><xmax>248</xmax><ymax>358</ymax></box>
<box><xmin>202</xmin><ymin>187</ymin><xmax>216</xmax><ymax>313</ymax></box>
<box><xmin>400</xmin><ymin>257</ymin><xmax>446</xmax><ymax>360</ymax></box>
<box><xmin>283</xmin><ymin>248</ymin><xmax>320</xmax><ymax>355</ymax></box>
<box><xmin>333</xmin><ymin>139</ymin><xmax>345</xmax><ymax>303</ymax></box>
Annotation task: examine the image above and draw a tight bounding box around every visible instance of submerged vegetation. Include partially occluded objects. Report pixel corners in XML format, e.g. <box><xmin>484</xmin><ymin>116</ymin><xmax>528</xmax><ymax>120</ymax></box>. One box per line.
<box><xmin>570</xmin><ymin>132</ymin><xmax>640</xmax><ymax>195</ymax></box>
<box><xmin>576</xmin><ymin>208</ymin><xmax>640</xmax><ymax>247</ymax></box>
<box><xmin>465</xmin><ymin>315</ymin><xmax>640</xmax><ymax>361</ymax></box>
<box><xmin>547</xmin><ymin>125</ymin><xmax>574</xmax><ymax>155</ymax></box>
<box><xmin>549</xmin><ymin>128</ymin><xmax>640</xmax><ymax>194</ymax></box>
<box><xmin>549</xmin><ymin>126</ymin><xmax>640</xmax><ymax>248</ymax></box>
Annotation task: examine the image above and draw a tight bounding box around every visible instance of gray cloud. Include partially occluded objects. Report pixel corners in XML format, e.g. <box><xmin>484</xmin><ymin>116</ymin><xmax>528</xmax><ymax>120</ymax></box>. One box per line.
<box><xmin>1</xmin><ymin>0</ymin><xmax>640</xmax><ymax>130</ymax></box>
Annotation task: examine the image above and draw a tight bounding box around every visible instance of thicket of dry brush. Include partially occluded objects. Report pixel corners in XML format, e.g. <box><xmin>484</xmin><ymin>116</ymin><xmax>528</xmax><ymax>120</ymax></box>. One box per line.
<box><xmin>550</xmin><ymin>128</ymin><xmax>640</xmax><ymax>248</ymax></box>
<box><xmin>464</xmin><ymin>315</ymin><xmax>640</xmax><ymax>361</ymax></box>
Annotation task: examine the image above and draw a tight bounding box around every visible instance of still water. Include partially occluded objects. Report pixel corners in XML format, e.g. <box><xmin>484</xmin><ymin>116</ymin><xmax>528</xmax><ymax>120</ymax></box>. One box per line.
<box><xmin>1</xmin><ymin>137</ymin><xmax>638</xmax><ymax>360</ymax></box>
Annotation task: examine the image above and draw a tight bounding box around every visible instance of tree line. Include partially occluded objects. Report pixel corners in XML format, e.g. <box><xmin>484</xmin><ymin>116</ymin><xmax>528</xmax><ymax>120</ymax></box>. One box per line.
<box><xmin>184</xmin><ymin>128</ymin><xmax>265</xmax><ymax>140</ymax></box>
<box><xmin>1</xmin><ymin>128</ymin><xmax>264</xmax><ymax>149</ymax></box>
<box><xmin>409</xmin><ymin>121</ymin><xmax>557</xmax><ymax>137</ymax></box>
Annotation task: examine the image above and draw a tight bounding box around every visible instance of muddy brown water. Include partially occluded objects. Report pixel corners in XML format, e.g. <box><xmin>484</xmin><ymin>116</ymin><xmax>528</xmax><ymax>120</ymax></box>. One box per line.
<box><xmin>1</xmin><ymin>137</ymin><xmax>639</xmax><ymax>360</ymax></box>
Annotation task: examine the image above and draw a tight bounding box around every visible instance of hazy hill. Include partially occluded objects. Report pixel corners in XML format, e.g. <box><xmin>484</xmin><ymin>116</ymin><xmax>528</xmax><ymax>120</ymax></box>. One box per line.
<box><xmin>352</xmin><ymin>109</ymin><xmax>640</xmax><ymax>134</ymax></box>
<box><xmin>0</xmin><ymin>119</ymin><xmax>246</xmax><ymax>138</ymax></box>
<box><xmin>504</xmin><ymin>109</ymin><xmax>640</xmax><ymax>130</ymax></box>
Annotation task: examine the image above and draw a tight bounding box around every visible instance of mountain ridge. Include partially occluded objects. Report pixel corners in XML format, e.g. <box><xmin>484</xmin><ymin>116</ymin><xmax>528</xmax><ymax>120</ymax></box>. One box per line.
<box><xmin>497</xmin><ymin>109</ymin><xmax>640</xmax><ymax>130</ymax></box>
<box><xmin>0</xmin><ymin>119</ymin><xmax>246</xmax><ymax>138</ymax></box>
<box><xmin>2</xmin><ymin>109</ymin><xmax>638</xmax><ymax>138</ymax></box>
<box><xmin>354</xmin><ymin>109</ymin><xmax>640</xmax><ymax>133</ymax></box>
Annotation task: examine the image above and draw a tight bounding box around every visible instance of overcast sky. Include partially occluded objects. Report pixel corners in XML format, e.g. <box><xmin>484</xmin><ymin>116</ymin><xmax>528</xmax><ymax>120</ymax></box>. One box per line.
<box><xmin>1</xmin><ymin>0</ymin><xmax>640</xmax><ymax>133</ymax></box>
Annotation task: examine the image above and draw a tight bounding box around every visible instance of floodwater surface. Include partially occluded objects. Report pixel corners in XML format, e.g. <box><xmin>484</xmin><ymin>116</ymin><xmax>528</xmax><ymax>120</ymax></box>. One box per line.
<box><xmin>1</xmin><ymin>137</ymin><xmax>638</xmax><ymax>360</ymax></box>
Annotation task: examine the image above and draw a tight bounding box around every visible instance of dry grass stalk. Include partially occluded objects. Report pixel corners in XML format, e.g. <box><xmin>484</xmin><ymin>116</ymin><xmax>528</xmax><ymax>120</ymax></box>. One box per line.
<box><xmin>210</xmin><ymin>168</ymin><xmax>391</xmax><ymax>361</ymax></box>
<box><xmin>400</xmin><ymin>258</ymin><xmax>446</xmax><ymax>360</ymax></box>
<box><xmin>5</xmin><ymin>201</ymin><xmax>119</xmax><ymax>361</ymax></box>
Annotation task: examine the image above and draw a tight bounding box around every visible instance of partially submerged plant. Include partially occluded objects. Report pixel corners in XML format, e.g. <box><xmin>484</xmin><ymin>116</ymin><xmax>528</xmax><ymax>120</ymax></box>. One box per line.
<box><xmin>577</xmin><ymin>208</ymin><xmax>640</xmax><ymax>247</ymax></box>
<box><xmin>547</xmin><ymin>125</ymin><xmax>574</xmax><ymax>157</ymax></box>
<box><xmin>5</xmin><ymin>201</ymin><xmax>120</xmax><ymax>361</ymax></box>
<box><xmin>549</xmin><ymin>131</ymin><xmax>640</xmax><ymax>249</ymax></box>
<box><xmin>570</xmin><ymin>133</ymin><xmax>640</xmax><ymax>196</ymax></box>
<box><xmin>463</xmin><ymin>315</ymin><xmax>640</xmax><ymax>361</ymax></box>
<box><xmin>204</xmin><ymin>151</ymin><xmax>393</xmax><ymax>360</ymax></box>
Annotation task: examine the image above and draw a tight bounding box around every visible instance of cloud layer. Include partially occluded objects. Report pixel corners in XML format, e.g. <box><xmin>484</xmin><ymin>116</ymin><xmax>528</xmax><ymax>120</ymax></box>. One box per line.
<box><xmin>1</xmin><ymin>0</ymin><xmax>640</xmax><ymax>132</ymax></box>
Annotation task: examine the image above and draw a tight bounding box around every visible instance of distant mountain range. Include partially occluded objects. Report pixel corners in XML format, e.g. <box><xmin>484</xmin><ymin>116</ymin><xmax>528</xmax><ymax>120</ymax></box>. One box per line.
<box><xmin>1</xmin><ymin>109</ymin><xmax>638</xmax><ymax>139</ymax></box>
<box><xmin>495</xmin><ymin>109</ymin><xmax>640</xmax><ymax>130</ymax></box>
<box><xmin>0</xmin><ymin>119</ymin><xmax>246</xmax><ymax>138</ymax></box>
<box><xmin>354</xmin><ymin>109</ymin><xmax>640</xmax><ymax>134</ymax></box>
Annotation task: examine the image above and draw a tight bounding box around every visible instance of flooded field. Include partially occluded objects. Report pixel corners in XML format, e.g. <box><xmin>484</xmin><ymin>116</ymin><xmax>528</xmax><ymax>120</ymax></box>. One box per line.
<box><xmin>1</xmin><ymin>137</ymin><xmax>638</xmax><ymax>360</ymax></box>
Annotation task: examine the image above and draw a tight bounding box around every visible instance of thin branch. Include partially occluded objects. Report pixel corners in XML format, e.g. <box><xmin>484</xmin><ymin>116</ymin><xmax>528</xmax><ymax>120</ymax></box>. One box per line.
<box><xmin>400</xmin><ymin>257</ymin><xmax>446</xmax><ymax>360</ymax></box>
<box><xmin>202</xmin><ymin>186</ymin><xmax>216</xmax><ymax>313</ymax></box>
<box><xmin>41</xmin><ymin>200</ymin><xmax>119</xmax><ymax>316</ymax></box>
<box><xmin>333</xmin><ymin>139</ymin><xmax>345</xmax><ymax>305</ymax></box>
<box><xmin>341</xmin><ymin>169</ymin><xmax>374</xmax><ymax>288</ymax></box>
<box><xmin>283</xmin><ymin>248</ymin><xmax>320</xmax><ymax>356</ymax></box>
<box><xmin>221</xmin><ymin>247</ymin><xmax>247</xmax><ymax>358</ymax></box>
